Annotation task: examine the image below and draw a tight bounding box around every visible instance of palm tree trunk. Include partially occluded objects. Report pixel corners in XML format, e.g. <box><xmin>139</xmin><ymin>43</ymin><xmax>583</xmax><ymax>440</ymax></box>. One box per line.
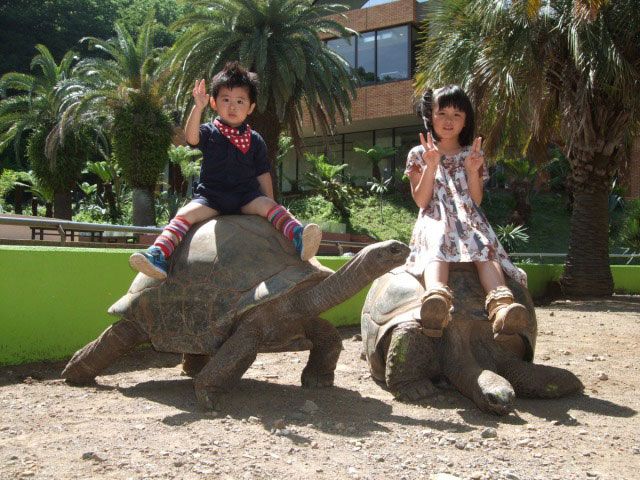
<box><xmin>132</xmin><ymin>187</ymin><xmax>156</xmax><ymax>226</ymax></box>
<box><xmin>53</xmin><ymin>191</ymin><xmax>73</xmax><ymax>220</ymax></box>
<box><xmin>249</xmin><ymin>106</ymin><xmax>282</xmax><ymax>201</ymax></box>
<box><xmin>560</xmin><ymin>189</ymin><xmax>613</xmax><ymax>296</ymax></box>
<box><xmin>14</xmin><ymin>187</ymin><xmax>24</xmax><ymax>214</ymax></box>
<box><xmin>103</xmin><ymin>183</ymin><xmax>120</xmax><ymax>223</ymax></box>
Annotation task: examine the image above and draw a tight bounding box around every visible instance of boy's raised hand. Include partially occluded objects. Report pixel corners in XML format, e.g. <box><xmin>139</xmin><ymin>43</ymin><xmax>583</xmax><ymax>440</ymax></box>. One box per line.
<box><xmin>465</xmin><ymin>136</ymin><xmax>484</xmax><ymax>175</ymax></box>
<box><xmin>192</xmin><ymin>79</ymin><xmax>210</xmax><ymax>110</ymax></box>
<box><xmin>419</xmin><ymin>131</ymin><xmax>441</xmax><ymax>172</ymax></box>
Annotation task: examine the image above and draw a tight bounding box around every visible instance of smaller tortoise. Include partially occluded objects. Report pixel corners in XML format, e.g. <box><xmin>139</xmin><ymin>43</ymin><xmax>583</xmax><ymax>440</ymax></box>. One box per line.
<box><xmin>63</xmin><ymin>215</ymin><xmax>409</xmax><ymax>409</ymax></box>
<box><xmin>361</xmin><ymin>263</ymin><xmax>583</xmax><ymax>415</ymax></box>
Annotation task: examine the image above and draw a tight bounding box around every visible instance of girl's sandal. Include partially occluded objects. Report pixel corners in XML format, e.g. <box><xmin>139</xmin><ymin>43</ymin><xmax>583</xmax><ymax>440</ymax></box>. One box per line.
<box><xmin>419</xmin><ymin>284</ymin><xmax>453</xmax><ymax>337</ymax></box>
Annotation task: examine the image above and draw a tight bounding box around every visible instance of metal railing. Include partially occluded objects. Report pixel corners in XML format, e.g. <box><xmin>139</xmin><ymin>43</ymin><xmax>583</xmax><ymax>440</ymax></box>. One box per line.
<box><xmin>0</xmin><ymin>215</ymin><xmax>371</xmax><ymax>252</ymax></box>
<box><xmin>3</xmin><ymin>215</ymin><xmax>639</xmax><ymax>259</ymax></box>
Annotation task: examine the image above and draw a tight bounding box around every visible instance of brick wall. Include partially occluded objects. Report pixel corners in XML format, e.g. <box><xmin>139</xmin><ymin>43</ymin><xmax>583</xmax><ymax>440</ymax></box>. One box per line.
<box><xmin>320</xmin><ymin>0</ymin><xmax>417</xmax><ymax>39</ymax></box>
<box><xmin>303</xmin><ymin>79</ymin><xmax>416</xmax><ymax>130</ymax></box>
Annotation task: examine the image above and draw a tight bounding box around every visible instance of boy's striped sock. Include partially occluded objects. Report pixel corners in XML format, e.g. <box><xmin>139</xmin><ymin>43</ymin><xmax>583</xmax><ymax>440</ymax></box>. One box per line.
<box><xmin>153</xmin><ymin>215</ymin><xmax>191</xmax><ymax>258</ymax></box>
<box><xmin>267</xmin><ymin>205</ymin><xmax>301</xmax><ymax>241</ymax></box>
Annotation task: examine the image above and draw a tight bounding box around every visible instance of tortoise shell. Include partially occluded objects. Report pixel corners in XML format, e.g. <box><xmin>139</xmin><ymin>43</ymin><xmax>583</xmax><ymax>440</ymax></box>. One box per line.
<box><xmin>109</xmin><ymin>215</ymin><xmax>332</xmax><ymax>354</ymax></box>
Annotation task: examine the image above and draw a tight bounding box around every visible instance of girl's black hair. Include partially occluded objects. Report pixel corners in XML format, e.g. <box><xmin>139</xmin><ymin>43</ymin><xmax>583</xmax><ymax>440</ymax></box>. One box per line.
<box><xmin>420</xmin><ymin>85</ymin><xmax>475</xmax><ymax>147</ymax></box>
<box><xmin>210</xmin><ymin>61</ymin><xmax>259</xmax><ymax>104</ymax></box>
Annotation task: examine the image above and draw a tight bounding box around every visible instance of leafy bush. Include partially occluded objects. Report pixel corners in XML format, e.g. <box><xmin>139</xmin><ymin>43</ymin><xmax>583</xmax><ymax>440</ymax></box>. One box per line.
<box><xmin>303</xmin><ymin>153</ymin><xmax>356</xmax><ymax>223</ymax></box>
<box><xmin>495</xmin><ymin>223</ymin><xmax>530</xmax><ymax>253</ymax></box>
<box><xmin>618</xmin><ymin>199</ymin><xmax>640</xmax><ymax>253</ymax></box>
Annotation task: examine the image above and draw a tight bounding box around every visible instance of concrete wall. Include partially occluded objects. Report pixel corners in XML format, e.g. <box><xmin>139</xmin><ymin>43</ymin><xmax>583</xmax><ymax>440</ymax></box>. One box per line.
<box><xmin>2</xmin><ymin>246</ymin><xmax>639</xmax><ymax>366</ymax></box>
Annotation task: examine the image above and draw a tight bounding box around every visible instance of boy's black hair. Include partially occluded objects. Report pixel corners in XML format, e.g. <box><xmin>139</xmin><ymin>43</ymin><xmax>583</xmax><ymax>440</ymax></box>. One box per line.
<box><xmin>210</xmin><ymin>61</ymin><xmax>259</xmax><ymax>104</ymax></box>
<box><xmin>419</xmin><ymin>85</ymin><xmax>475</xmax><ymax>147</ymax></box>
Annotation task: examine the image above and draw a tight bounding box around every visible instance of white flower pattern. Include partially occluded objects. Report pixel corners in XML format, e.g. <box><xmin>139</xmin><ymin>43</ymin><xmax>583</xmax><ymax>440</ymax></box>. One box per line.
<box><xmin>404</xmin><ymin>144</ymin><xmax>527</xmax><ymax>286</ymax></box>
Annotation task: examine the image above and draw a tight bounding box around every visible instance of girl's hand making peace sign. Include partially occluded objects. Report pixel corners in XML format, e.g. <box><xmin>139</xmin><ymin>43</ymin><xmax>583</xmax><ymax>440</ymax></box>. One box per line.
<box><xmin>419</xmin><ymin>132</ymin><xmax>441</xmax><ymax>174</ymax></box>
<box><xmin>464</xmin><ymin>137</ymin><xmax>484</xmax><ymax>176</ymax></box>
<box><xmin>192</xmin><ymin>79</ymin><xmax>210</xmax><ymax>110</ymax></box>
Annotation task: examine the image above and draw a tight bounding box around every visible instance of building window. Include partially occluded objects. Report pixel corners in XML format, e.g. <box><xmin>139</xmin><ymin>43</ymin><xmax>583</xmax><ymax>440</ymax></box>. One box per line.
<box><xmin>376</xmin><ymin>26</ymin><xmax>409</xmax><ymax>82</ymax></box>
<box><xmin>326</xmin><ymin>37</ymin><xmax>355</xmax><ymax>69</ymax></box>
<box><xmin>326</xmin><ymin>25</ymin><xmax>411</xmax><ymax>85</ymax></box>
<box><xmin>356</xmin><ymin>31</ymin><xmax>376</xmax><ymax>85</ymax></box>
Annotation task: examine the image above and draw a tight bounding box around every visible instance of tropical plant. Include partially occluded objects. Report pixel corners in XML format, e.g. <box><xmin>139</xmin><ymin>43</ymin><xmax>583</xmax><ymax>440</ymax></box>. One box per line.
<box><xmin>0</xmin><ymin>44</ymin><xmax>88</xmax><ymax>219</ymax></box>
<box><xmin>416</xmin><ymin>0</ymin><xmax>640</xmax><ymax>296</ymax></box>
<box><xmin>353</xmin><ymin>145</ymin><xmax>396</xmax><ymax>181</ymax></box>
<box><xmin>276</xmin><ymin>135</ymin><xmax>294</xmax><ymax>194</ymax></box>
<box><xmin>367</xmin><ymin>176</ymin><xmax>392</xmax><ymax>223</ymax></box>
<box><xmin>56</xmin><ymin>18</ymin><xmax>173</xmax><ymax>226</ymax></box>
<box><xmin>498</xmin><ymin>157</ymin><xmax>538</xmax><ymax>224</ymax></box>
<box><xmin>618</xmin><ymin>200</ymin><xmax>640</xmax><ymax>254</ymax></box>
<box><xmin>14</xmin><ymin>170</ymin><xmax>55</xmax><ymax>217</ymax></box>
<box><xmin>303</xmin><ymin>153</ymin><xmax>353</xmax><ymax>223</ymax></box>
<box><xmin>82</xmin><ymin>153</ymin><xmax>126</xmax><ymax>223</ymax></box>
<box><xmin>168</xmin><ymin>145</ymin><xmax>202</xmax><ymax>196</ymax></box>
<box><xmin>495</xmin><ymin>223</ymin><xmax>530</xmax><ymax>254</ymax></box>
<box><xmin>166</xmin><ymin>0</ymin><xmax>357</xmax><ymax>199</ymax></box>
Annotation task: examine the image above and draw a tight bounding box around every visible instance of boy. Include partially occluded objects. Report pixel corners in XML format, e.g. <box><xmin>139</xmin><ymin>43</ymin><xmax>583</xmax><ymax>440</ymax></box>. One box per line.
<box><xmin>129</xmin><ymin>62</ymin><xmax>322</xmax><ymax>280</ymax></box>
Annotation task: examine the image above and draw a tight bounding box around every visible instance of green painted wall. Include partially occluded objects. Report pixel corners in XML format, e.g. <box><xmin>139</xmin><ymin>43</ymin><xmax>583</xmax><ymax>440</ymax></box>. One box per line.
<box><xmin>1</xmin><ymin>246</ymin><xmax>638</xmax><ymax>365</ymax></box>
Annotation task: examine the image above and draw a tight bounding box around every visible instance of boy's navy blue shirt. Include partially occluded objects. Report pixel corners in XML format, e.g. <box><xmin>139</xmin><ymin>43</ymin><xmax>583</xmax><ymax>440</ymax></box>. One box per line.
<box><xmin>190</xmin><ymin>119</ymin><xmax>270</xmax><ymax>197</ymax></box>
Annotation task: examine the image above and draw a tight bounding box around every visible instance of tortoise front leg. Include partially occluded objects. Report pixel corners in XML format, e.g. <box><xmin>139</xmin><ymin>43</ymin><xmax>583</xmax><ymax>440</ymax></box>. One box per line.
<box><xmin>384</xmin><ymin>322</ymin><xmax>438</xmax><ymax>401</ymax></box>
<box><xmin>301</xmin><ymin>317</ymin><xmax>342</xmax><ymax>388</ymax></box>
<box><xmin>62</xmin><ymin>319</ymin><xmax>148</xmax><ymax>384</ymax></box>
<box><xmin>193</xmin><ymin>326</ymin><xmax>260</xmax><ymax>410</ymax></box>
<box><xmin>491</xmin><ymin>345</ymin><xmax>584</xmax><ymax>398</ymax></box>
<box><xmin>443</xmin><ymin>329</ymin><xmax>515</xmax><ymax>415</ymax></box>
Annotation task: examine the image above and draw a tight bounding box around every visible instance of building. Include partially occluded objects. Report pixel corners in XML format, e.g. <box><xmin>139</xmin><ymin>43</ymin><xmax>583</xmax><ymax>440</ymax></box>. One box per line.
<box><xmin>281</xmin><ymin>0</ymin><xmax>426</xmax><ymax>191</ymax></box>
<box><xmin>282</xmin><ymin>0</ymin><xmax>640</xmax><ymax>201</ymax></box>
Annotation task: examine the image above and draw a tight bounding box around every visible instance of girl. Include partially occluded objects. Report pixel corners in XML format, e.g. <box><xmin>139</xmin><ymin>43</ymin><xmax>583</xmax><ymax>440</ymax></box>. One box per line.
<box><xmin>405</xmin><ymin>85</ymin><xmax>528</xmax><ymax>338</ymax></box>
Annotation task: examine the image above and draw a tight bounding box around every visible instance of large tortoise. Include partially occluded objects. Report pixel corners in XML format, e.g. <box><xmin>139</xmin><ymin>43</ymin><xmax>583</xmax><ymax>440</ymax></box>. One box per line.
<box><xmin>361</xmin><ymin>263</ymin><xmax>583</xmax><ymax>415</ymax></box>
<box><xmin>63</xmin><ymin>215</ymin><xmax>409</xmax><ymax>409</ymax></box>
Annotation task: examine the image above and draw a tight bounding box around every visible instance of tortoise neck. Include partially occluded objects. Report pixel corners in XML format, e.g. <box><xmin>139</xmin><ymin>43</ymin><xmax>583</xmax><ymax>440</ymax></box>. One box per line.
<box><xmin>293</xmin><ymin>250</ymin><xmax>381</xmax><ymax>315</ymax></box>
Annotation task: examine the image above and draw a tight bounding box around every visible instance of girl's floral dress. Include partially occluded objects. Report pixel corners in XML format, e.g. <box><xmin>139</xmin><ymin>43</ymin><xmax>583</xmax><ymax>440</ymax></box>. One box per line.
<box><xmin>404</xmin><ymin>144</ymin><xmax>527</xmax><ymax>287</ymax></box>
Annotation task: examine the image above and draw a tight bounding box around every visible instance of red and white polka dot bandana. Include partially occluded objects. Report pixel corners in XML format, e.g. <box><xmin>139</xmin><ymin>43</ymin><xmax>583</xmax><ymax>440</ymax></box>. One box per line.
<box><xmin>214</xmin><ymin>118</ymin><xmax>252</xmax><ymax>154</ymax></box>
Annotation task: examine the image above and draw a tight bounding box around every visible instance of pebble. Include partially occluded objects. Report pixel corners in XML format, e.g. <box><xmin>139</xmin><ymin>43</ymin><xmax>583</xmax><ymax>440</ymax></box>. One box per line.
<box><xmin>597</xmin><ymin>372</ymin><xmax>608</xmax><ymax>381</ymax></box>
<box><xmin>454</xmin><ymin>440</ymin><xmax>467</xmax><ymax>450</ymax></box>
<box><xmin>301</xmin><ymin>400</ymin><xmax>319</xmax><ymax>414</ymax></box>
<box><xmin>81</xmin><ymin>452</ymin><xmax>105</xmax><ymax>462</ymax></box>
<box><xmin>429</xmin><ymin>474</ymin><xmax>461</xmax><ymax>480</ymax></box>
<box><xmin>481</xmin><ymin>428</ymin><xmax>497</xmax><ymax>438</ymax></box>
<box><xmin>504</xmin><ymin>472</ymin><xmax>521</xmax><ymax>480</ymax></box>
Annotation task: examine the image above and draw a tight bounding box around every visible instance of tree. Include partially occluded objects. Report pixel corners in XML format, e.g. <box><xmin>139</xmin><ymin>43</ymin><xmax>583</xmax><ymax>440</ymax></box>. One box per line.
<box><xmin>0</xmin><ymin>45</ymin><xmax>87</xmax><ymax>219</ymax></box>
<box><xmin>56</xmin><ymin>19</ymin><xmax>173</xmax><ymax>226</ymax></box>
<box><xmin>0</xmin><ymin>0</ymin><xmax>185</xmax><ymax>75</ymax></box>
<box><xmin>416</xmin><ymin>0</ymin><xmax>640</xmax><ymax>296</ymax></box>
<box><xmin>166</xmin><ymin>0</ymin><xmax>357</xmax><ymax>199</ymax></box>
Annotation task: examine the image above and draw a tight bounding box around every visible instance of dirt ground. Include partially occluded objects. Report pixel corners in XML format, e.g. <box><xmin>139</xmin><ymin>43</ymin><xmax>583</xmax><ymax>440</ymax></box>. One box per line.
<box><xmin>1</xmin><ymin>297</ymin><xmax>639</xmax><ymax>480</ymax></box>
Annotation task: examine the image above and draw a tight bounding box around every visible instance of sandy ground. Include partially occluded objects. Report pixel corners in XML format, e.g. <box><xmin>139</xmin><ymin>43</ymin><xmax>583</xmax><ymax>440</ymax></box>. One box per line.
<box><xmin>1</xmin><ymin>297</ymin><xmax>639</xmax><ymax>480</ymax></box>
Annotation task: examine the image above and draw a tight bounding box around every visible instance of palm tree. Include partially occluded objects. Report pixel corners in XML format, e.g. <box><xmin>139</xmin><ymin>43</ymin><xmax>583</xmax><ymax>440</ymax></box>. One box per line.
<box><xmin>166</xmin><ymin>0</ymin><xmax>357</xmax><ymax>199</ymax></box>
<box><xmin>56</xmin><ymin>19</ymin><xmax>173</xmax><ymax>226</ymax></box>
<box><xmin>0</xmin><ymin>45</ymin><xmax>87</xmax><ymax>219</ymax></box>
<box><xmin>416</xmin><ymin>0</ymin><xmax>640</xmax><ymax>296</ymax></box>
